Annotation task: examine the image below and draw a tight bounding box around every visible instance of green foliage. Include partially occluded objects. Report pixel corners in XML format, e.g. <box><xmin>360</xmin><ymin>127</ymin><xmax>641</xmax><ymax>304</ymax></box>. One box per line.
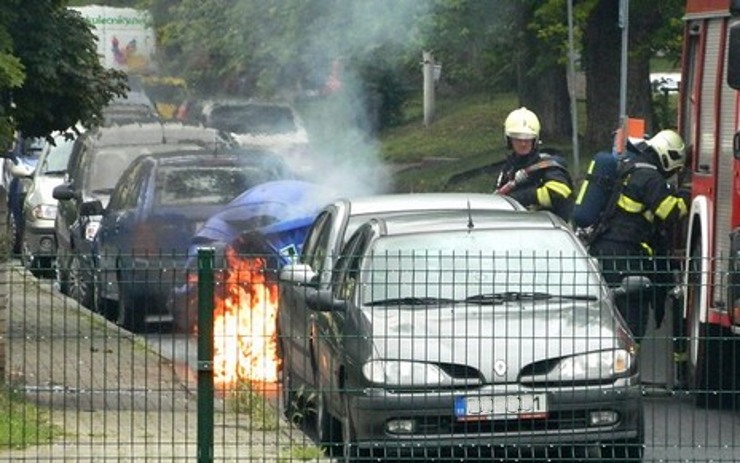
<box><xmin>229</xmin><ymin>381</ymin><xmax>280</xmax><ymax>431</ymax></box>
<box><xmin>0</xmin><ymin>386</ymin><xmax>62</xmax><ymax>449</ymax></box>
<box><xmin>0</xmin><ymin>2</ymin><xmax>128</xmax><ymax>143</ymax></box>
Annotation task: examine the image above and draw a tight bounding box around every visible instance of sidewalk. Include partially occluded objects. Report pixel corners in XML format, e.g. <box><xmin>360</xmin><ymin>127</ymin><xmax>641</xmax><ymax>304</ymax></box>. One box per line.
<box><xmin>0</xmin><ymin>262</ymin><xmax>316</xmax><ymax>462</ymax></box>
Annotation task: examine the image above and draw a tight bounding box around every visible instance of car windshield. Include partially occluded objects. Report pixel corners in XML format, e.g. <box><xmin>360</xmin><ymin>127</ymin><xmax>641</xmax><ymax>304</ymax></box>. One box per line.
<box><xmin>155</xmin><ymin>165</ymin><xmax>265</xmax><ymax>206</ymax></box>
<box><xmin>361</xmin><ymin>228</ymin><xmax>601</xmax><ymax>305</ymax></box>
<box><xmin>86</xmin><ymin>144</ymin><xmax>200</xmax><ymax>194</ymax></box>
<box><xmin>40</xmin><ymin>136</ymin><xmax>74</xmax><ymax>174</ymax></box>
<box><xmin>208</xmin><ymin>105</ymin><xmax>297</xmax><ymax>135</ymax></box>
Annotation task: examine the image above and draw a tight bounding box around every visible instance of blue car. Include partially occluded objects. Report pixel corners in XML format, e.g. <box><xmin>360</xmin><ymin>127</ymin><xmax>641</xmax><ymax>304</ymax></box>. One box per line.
<box><xmin>82</xmin><ymin>149</ymin><xmax>294</xmax><ymax>331</ymax></box>
<box><xmin>168</xmin><ymin>179</ymin><xmax>339</xmax><ymax>333</ymax></box>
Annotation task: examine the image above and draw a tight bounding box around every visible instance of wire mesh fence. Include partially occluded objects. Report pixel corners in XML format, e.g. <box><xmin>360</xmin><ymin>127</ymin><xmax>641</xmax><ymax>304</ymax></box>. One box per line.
<box><xmin>0</xmin><ymin>250</ymin><xmax>738</xmax><ymax>462</ymax></box>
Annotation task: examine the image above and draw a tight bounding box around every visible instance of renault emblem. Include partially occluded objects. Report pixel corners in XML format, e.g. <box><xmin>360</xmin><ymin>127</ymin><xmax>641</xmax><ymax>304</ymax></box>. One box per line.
<box><xmin>494</xmin><ymin>359</ymin><xmax>507</xmax><ymax>376</ymax></box>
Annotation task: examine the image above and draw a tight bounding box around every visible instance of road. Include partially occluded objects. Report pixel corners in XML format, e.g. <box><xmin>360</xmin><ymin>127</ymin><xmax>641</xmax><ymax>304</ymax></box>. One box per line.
<box><xmin>143</xmin><ymin>305</ymin><xmax>740</xmax><ymax>462</ymax></box>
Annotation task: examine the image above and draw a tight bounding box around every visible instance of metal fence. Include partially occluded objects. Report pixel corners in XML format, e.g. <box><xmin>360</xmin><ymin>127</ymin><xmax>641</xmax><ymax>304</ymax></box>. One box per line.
<box><xmin>0</xmin><ymin>251</ymin><xmax>738</xmax><ymax>462</ymax></box>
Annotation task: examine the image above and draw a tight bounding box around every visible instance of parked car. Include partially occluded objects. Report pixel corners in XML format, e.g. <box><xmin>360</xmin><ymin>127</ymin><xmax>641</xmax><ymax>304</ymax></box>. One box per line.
<box><xmin>102</xmin><ymin>90</ymin><xmax>160</xmax><ymax>126</ymax></box>
<box><xmin>168</xmin><ymin>179</ymin><xmax>340</xmax><ymax>333</ymax></box>
<box><xmin>197</xmin><ymin>99</ymin><xmax>313</xmax><ymax>176</ymax></box>
<box><xmin>277</xmin><ymin>192</ymin><xmax>525</xmax><ymax>414</ymax></box>
<box><xmin>82</xmin><ymin>148</ymin><xmax>293</xmax><ymax>331</ymax></box>
<box><xmin>280</xmin><ymin>209</ymin><xmax>646</xmax><ymax>461</ymax></box>
<box><xmin>52</xmin><ymin>121</ymin><xmax>235</xmax><ymax>309</ymax></box>
<box><xmin>18</xmin><ymin>132</ymin><xmax>76</xmax><ymax>274</ymax></box>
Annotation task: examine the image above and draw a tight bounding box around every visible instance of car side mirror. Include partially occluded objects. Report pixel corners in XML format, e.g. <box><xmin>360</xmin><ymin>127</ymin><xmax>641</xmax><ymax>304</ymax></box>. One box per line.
<box><xmin>306</xmin><ymin>288</ymin><xmax>346</xmax><ymax>312</ymax></box>
<box><xmin>79</xmin><ymin>200</ymin><xmax>105</xmax><ymax>216</ymax></box>
<box><xmin>279</xmin><ymin>263</ymin><xmax>318</xmax><ymax>287</ymax></box>
<box><xmin>52</xmin><ymin>183</ymin><xmax>77</xmax><ymax>201</ymax></box>
<box><xmin>612</xmin><ymin>275</ymin><xmax>652</xmax><ymax>298</ymax></box>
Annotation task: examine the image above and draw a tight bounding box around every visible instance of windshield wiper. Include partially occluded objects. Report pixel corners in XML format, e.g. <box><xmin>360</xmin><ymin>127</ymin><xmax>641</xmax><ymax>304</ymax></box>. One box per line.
<box><xmin>366</xmin><ymin>297</ymin><xmax>459</xmax><ymax>306</ymax></box>
<box><xmin>465</xmin><ymin>292</ymin><xmax>599</xmax><ymax>304</ymax></box>
<box><xmin>464</xmin><ymin>292</ymin><xmax>553</xmax><ymax>304</ymax></box>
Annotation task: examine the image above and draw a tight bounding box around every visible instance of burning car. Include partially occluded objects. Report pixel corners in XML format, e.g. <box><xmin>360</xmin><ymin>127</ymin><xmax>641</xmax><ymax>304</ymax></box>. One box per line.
<box><xmin>167</xmin><ymin>180</ymin><xmax>341</xmax><ymax>389</ymax></box>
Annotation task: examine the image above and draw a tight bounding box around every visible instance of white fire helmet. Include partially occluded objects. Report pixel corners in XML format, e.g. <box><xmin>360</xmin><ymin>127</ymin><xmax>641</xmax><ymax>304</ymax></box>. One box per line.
<box><xmin>646</xmin><ymin>129</ymin><xmax>685</xmax><ymax>174</ymax></box>
<box><xmin>504</xmin><ymin>107</ymin><xmax>541</xmax><ymax>144</ymax></box>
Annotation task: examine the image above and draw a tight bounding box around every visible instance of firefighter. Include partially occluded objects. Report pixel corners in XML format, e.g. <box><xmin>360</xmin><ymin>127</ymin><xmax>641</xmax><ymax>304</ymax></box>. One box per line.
<box><xmin>588</xmin><ymin>129</ymin><xmax>688</xmax><ymax>341</ymax></box>
<box><xmin>495</xmin><ymin>107</ymin><xmax>574</xmax><ymax>221</ymax></box>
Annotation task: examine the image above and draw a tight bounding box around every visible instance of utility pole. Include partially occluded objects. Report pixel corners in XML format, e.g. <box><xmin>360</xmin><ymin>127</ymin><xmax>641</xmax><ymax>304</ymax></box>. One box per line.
<box><xmin>617</xmin><ymin>0</ymin><xmax>629</xmax><ymax>154</ymax></box>
<box><xmin>567</xmin><ymin>0</ymin><xmax>580</xmax><ymax>173</ymax></box>
<box><xmin>422</xmin><ymin>51</ymin><xmax>436</xmax><ymax>126</ymax></box>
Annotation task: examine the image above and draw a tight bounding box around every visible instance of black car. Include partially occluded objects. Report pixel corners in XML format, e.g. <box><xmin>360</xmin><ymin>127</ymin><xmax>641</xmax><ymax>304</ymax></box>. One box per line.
<box><xmin>84</xmin><ymin>148</ymin><xmax>293</xmax><ymax>331</ymax></box>
<box><xmin>52</xmin><ymin>121</ymin><xmax>235</xmax><ymax>308</ymax></box>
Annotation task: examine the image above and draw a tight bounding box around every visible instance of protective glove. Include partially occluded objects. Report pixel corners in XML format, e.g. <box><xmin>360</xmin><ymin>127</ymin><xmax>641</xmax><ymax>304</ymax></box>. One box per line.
<box><xmin>513</xmin><ymin>169</ymin><xmax>529</xmax><ymax>185</ymax></box>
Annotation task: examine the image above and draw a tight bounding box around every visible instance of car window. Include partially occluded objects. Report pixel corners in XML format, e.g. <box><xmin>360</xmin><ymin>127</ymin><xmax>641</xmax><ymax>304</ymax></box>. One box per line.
<box><xmin>332</xmin><ymin>228</ymin><xmax>370</xmax><ymax>300</ymax></box>
<box><xmin>154</xmin><ymin>166</ymin><xmax>260</xmax><ymax>206</ymax></box>
<box><xmin>109</xmin><ymin>162</ymin><xmax>147</xmax><ymax>211</ymax></box>
<box><xmin>362</xmin><ymin>228</ymin><xmax>600</xmax><ymax>304</ymax></box>
<box><xmin>300</xmin><ymin>211</ymin><xmax>334</xmax><ymax>275</ymax></box>
<box><xmin>208</xmin><ymin>105</ymin><xmax>297</xmax><ymax>134</ymax></box>
<box><xmin>40</xmin><ymin>137</ymin><xmax>75</xmax><ymax>174</ymax></box>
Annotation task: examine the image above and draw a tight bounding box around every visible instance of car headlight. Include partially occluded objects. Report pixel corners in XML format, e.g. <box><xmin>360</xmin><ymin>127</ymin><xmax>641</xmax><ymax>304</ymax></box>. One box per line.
<box><xmin>362</xmin><ymin>360</ymin><xmax>454</xmax><ymax>387</ymax></box>
<box><xmin>31</xmin><ymin>204</ymin><xmax>57</xmax><ymax>220</ymax></box>
<box><xmin>84</xmin><ymin>221</ymin><xmax>101</xmax><ymax>241</ymax></box>
<box><xmin>546</xmin><ymin>349</ymin><xmax>633</xmax><ymax>382</ymax></box>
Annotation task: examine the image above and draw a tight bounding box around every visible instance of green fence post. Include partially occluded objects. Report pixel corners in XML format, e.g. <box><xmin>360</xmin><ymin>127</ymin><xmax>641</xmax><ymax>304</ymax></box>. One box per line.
<box><xmin>197</xmin><ymin>248</ymin><xmax>215</xmax><ymax>463</ymax></box>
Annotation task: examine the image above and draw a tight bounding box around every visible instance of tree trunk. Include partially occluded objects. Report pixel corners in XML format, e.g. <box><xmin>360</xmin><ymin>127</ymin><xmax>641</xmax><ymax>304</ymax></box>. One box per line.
<box><xmin>583</xmin><ymin>0</ymin><xmax>622</xmax><ymax>150</ymax></box>
<box><xmin>517</xmin><ymin>2</ymin><xmax>572</xmax><ymax>145</ymax></box>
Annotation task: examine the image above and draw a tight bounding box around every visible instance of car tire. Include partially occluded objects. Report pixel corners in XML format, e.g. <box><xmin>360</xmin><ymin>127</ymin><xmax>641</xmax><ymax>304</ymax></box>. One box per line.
<box><xmin>280</xmin><ymin>342</ymin><xmax>296</xmax><ymax>421</ymax></box>
<box><xmin>55</xmin><ymin>253</ymin><xmax>71</xmax><ymax>296</ymax></box>
<box><xmin>117</xmin><ymin>282</ymin><xmax>144</xmax><ymax>332</ymax></box>
<box><xmin>7</xmin><ymin>209</ymin><xmax>21</xmax><ymax>255</ymax></box>
<box><xmin>68</xmin><ymin>253</ymin><xmax>93</xmax><ymax>308</ymax></box>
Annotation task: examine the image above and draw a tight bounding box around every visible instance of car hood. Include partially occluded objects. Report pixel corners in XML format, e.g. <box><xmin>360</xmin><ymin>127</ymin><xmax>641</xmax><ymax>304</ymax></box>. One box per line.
<box><xmin>359</xmin><ymin>299</ymin><xmax>625</xmax><ymax>383</ymax></box>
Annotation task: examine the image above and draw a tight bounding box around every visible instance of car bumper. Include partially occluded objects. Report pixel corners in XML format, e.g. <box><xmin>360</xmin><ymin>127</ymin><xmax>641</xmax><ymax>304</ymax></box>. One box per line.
<box><xmin>345</xmin><ymin>379</ymin><xmax>643</xmax><ymax>458</ymax></box>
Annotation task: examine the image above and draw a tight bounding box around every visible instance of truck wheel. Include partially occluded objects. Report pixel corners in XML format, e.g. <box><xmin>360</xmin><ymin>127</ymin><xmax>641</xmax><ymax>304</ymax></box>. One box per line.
<box><xmin>686</xmin><ymin>239</ymin><xmax>723</xmax><ymax>406</ymax></box>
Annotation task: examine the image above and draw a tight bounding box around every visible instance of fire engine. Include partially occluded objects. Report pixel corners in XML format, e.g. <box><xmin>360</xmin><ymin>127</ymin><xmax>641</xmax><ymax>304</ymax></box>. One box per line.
<box><xmin>679</xmin><ymin>0</ymin><xmax>740</xmax><ymax>401</ymax></box>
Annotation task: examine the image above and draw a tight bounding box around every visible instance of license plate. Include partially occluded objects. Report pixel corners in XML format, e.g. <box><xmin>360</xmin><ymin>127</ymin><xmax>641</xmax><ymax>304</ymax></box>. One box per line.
<box><xmin>454</xmin><ymin>393</ymin><xmax>548</xmax><ymax>420</ymax></box>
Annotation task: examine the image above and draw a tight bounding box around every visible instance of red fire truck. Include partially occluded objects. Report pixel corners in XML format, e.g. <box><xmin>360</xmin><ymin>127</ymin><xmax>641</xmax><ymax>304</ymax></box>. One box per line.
<box><xmin>679</xmin><ymin>0</ymin><xmax>740</xmax><ymax>400</ymax></box>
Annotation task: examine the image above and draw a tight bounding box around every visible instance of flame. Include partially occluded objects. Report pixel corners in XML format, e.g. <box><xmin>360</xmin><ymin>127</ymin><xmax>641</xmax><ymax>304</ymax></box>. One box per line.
<box><xmin>212</xmin><ymin>246</ymin><xmax>280</xmax><ymax>387</ymax></box>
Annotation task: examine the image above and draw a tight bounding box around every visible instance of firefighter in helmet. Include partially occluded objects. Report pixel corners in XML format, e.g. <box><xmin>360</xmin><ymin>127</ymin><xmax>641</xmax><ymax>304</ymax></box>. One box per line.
<box><xmin>495</xmin><ymin>107</ymin><xmax>574</xmax><ymax>221</ymax></box>
<box><xmin>588</xmin><ymin>129</ymin><xmax>689</xmax><ymax>341</ymax></box>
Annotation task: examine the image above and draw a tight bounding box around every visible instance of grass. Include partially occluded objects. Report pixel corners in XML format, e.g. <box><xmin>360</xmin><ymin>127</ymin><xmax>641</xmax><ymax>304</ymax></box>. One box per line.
<box><xmin>378</xmin><ymin>91</ymin><xmax>579</xmax><ymax>193</ymax></box>
<box><xmin>0</xmin><ymin>386</ymin><xmax>61</xmax><ymax>450</ymax></box>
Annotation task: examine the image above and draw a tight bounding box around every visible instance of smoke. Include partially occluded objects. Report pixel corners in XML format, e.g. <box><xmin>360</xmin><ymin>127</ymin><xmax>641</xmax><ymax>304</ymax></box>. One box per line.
<box><xmin>230</xmin><ymin>0</ymin><xmax>431</xmax><ymax>198</ymax></box>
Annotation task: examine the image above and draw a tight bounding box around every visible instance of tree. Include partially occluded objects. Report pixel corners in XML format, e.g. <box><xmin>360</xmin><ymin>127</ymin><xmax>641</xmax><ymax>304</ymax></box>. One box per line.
<box><xmin>581</xmin><ymin>0</ymin><xmax>683</xmax><ymax>149</ymax></box>
<box><xmin>0</xmin><ymin>0</ymin><xmax>127</xmax><ymax>147</ymax></box>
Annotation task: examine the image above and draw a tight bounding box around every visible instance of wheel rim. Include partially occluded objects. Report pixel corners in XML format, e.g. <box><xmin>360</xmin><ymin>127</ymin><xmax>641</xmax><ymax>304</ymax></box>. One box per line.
<box><xmin>687</xmin><ymin>242</ymin><xmax>703</xmax><ymax>380</ymax></box>
<box><xmin>69</xmin><ymin>255</ymin><xmax>87</xmax><ymax>304</ymax></box>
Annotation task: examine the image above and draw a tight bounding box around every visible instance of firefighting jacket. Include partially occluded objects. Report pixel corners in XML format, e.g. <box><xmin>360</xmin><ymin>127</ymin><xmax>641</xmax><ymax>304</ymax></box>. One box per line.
<box><xmin>593</xmin><ymin>152</ymin><xmax>688</xmax><ymax>255</ymax></box>
<box><xmin>495</xmin><ymin>150</ymin><xmax>574</xmax><ymax>221</ymax></box>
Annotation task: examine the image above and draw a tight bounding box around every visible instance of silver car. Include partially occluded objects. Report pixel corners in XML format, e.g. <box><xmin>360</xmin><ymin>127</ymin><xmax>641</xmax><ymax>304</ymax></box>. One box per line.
<box><xmin>18</xmin><ymin>133</ymin><xmax>76</xmax><ymax>274</ymax></box>
<box><xmin>280</xmin><ymin>209</ymin><xmax>645</xmax><ymax>461</ymax></box>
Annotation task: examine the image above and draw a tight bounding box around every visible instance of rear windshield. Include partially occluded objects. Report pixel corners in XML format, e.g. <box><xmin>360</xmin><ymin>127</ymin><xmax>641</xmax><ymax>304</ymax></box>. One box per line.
<box><xmin>155</xmin><ymin>166</ymin><xmax>267</xmax><ymax>206</ymax></box>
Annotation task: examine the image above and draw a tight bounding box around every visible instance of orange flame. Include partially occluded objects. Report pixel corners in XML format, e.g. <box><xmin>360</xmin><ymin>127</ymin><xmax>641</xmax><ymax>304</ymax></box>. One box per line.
<box><xmin>212</xmin><ymin>246</ymin><xmax>280</xmax><ymax>387</ymax></box>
